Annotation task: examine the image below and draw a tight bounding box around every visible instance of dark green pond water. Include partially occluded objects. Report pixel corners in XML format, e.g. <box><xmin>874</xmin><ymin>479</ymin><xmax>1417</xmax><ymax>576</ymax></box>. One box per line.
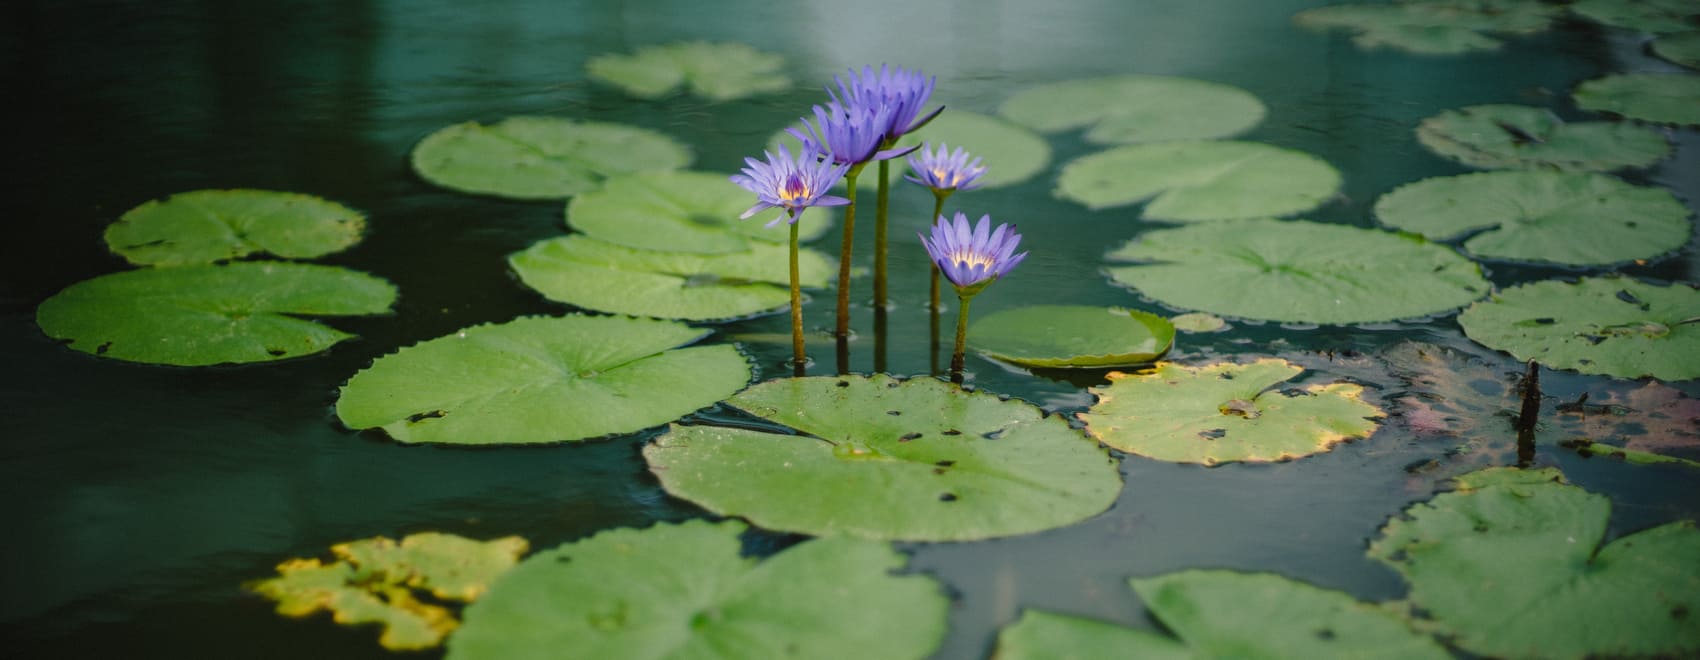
<box><xmin>3</xmin><ymin>1</ymin><xmax>1697</xmax><ymax>657</ymax></box>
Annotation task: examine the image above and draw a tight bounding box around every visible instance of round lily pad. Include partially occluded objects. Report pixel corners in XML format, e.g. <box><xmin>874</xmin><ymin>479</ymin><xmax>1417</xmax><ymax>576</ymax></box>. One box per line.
<box><xmin>335</xmin><ymin>315</ymin><xmax>751</xmax><ymax>445</ymax></box>
<box><xmin>1574</xmin><ymin>73</ymin><xmax>1700</xmax><ymax>126</ymax></box>
<box><xmin>968</xmin><ymin>305</ymin><xmax>1175</xmax><ymax>368</ymax></box>
<box><xmin>104</xmin><ymin>189</ymin><xmax>364</xmax><ymax>266</ymax></box>
<box><xmin>1571</xmin><ymin>0</ymin><xmax>1698</xmax><ymax>33</ymax></box>
<box><xmin>998</xmin><ymin>611</ymin><xmax>1188</xmax><ymax>660</ymax></box>
<box><xmin>586</xmin><ymin>41</ymin><xmax>789</xmax><ymax>101</ymax></box>
<box><xmin>1105</xmin><ymin>218</ymin><xmax>1489</xmax><ymax>324</ymax></box>
<box><xmin>36</xmin><ymin>262</ymin><xmax>396</xmax><ymax>366</ymax></box>
<box><xmin>1652</xmin><ymin>32</ymin><xmax>1700</xmax><ymax>70</ymax></box>
<box><xmin>1457</xmin><ymin>276</ymin><xmax>1700</xmax><ymax>381</ymax></box>
<box><xmin>1080</xmin><ymin>359</ymin><xmax>1381</xmax><ymax>465</ymax></box>
<box><xmin>1369</xmin><ymin>467</ymin><xmax>1700</xmax><ymax>659</ymax></box>
<box><xmin>567</xmin><ymin>170</ymin><xmax>832</xmax><ymax>254</ymax></box>
<box><xmin>774</xmin><ymin>111</ymin><xmax>1049</xmax><ymax>191</ymax></box>
<box><xmin>449</xmin><ymin>520</ymin><xmax>948</xmax><ymax>660</ymax></box>
<box><xmin>410</xmin><ymin>117</ymin><xmax>692</xmax><ymax>200</ymax></box>
<box><xmin>1294</xmin><ymin>0</ymin><xmax>1559</xmax><ymax>55</ymax></box>
<box><xmin>645</xmin><ymin>374</ymin><xmax>1121</xmax><ymax>541</ymax></box>
<box><xmin>1415</xmin><ymin>104</ymin><xmax>1671</xmax><ymax>171</ymax></box>
<box><xmin>510</xmin><ymin>234</ymin><xmax>834</xmax><ymax>321</ymax></box>
<box><xmin>997</xmin><ymin>75</ymin><xmax>1266</xmax><ymax>144</ymax></box>
<box><xmin>1055</xmin><ymin>141</ymin><xmax>1341</xmax><ymax>220</ymax></box>
<box><xmin>1374</xmin><ymin>171</ymin><xmax>1692</xmax><ymax>266</ymax></box>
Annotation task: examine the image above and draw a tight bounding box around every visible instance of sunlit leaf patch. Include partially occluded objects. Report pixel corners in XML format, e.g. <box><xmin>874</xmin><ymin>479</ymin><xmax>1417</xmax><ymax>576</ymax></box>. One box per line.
<box><xmin>1055</xmin><ymin>141</ymin><xmax>1341</xmax><ymax>220</ymax></box>
<box><xmin>998</xmin><ymin>75</ymin><xmax>1265</xmax><ymax>144</ymax></box>
<box><xmin>586</xmin><ymin>41</ymin><xmax>789</xmax><ymax>101</ymax></box>
<box><xmin>1457</xmin><ymin>276</ymin><xmax>1700</xmax><ymax>381</ymax></box>
<box><xmin>969</xmin><ymin>305</ymin><xmax>1175</xmax><ymax>368</ymax></box>
<box><xmin>1574</xmin><ymin>73</ymin><xmax>1700</xmax><ymax>126</ymax></box>
<box><xmin>566</xmin><ymin>170</ymin><xmax>831</xmax><ymax>254</ymax></box>
<box><xmin>410</xmin><ymin>117</ymin><xmax>692</xmax><ymax>200</ymax></box>
<box><xmin>1294</xmin><ymin>0</ymin><xmax>1559</xmax><ymax>55</ymax></box>
<box><xmin>104</xmin><ymin>189</ymin><xmax>364</xmax><ymax>267</ymax></box>
<box><xmin>1415</xmin><ymin>104</ymin><xmax>1670</xmax><ymax>171</ymax></box>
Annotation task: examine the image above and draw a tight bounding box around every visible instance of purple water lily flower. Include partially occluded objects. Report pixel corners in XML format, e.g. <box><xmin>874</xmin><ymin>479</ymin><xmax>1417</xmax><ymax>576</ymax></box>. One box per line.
<box><xmin>919</xmin><ymin>212</ymin><xmax>1027</xmax><ymax>295</ymax></box>
<box><xmin>729</xmin><ymin>143</ymin><xmax>851</xmax><ymax>227</ymax></box>
<box><xmin>831</xmin><ymin>64</ymin><xmax>943</xmax><ymax>143</ymax></box>
<box><xmin>788</xmin><ymin>101</ymin><xmax>917</xmax><ymax>168</ymax></box>
<box><xmin>905</xmin><ymin>143</ymin><xmax>986</xmax><ymax>193</ymax></box>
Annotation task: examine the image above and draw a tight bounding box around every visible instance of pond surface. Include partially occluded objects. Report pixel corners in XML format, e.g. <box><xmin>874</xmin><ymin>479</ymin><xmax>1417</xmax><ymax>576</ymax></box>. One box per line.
<box><xmin>2</xmin><ymin>0</ymin><xmax>1697</xmax><ymax>657</ymax></box>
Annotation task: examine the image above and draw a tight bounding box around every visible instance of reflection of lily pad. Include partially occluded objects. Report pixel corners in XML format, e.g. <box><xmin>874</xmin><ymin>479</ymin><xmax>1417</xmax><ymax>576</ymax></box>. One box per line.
<box><xmin>1370</xmin><ymin>467</ymin><xmax>1700</xmax><ymax>659</ymax></box>
<box><xmin>1415</xmin><ymin>104</ymin><xmax>1670</xmax><ymax>171</ymax></box>
<box><xmin>449</xmin><ymin>520</ymin><xmax>947</xmax><ymax>659</ymax></box>
<box><xmin>1106</xmin><ymin>218</ymin><xmax>1488</xmax><ymax>324</ymax></box>
<box><xmin>773</xmin><ymin>111</ymin><xmax>1049</xmax><ymax>190</ymax></box>
<box><xmin>1574</xmin><ymin>73</ymin><xmax>1700</xmax><ymax>126</ymax></box>
<box><xmin>104</xmin><ymin>189</ymin><xmax>364</xmax><ymax>266</ymax></box>
<box><xmin>336</xmin><ymin>315</ymin><xmax>750</xmax><ymax>445</ymax></box>
<box><xmin>1571</xmin><ymin>0</ymin><xmax>1698</xmax><ymax>34</ymax></box>
<box><xmin>1295</xmin><ymin>0</ymin><xmax>1558</xmax><ymax>55</ymax></box>
<box><xmin>1652</xmin><ymin>32</ymin><xmax>1700</xmax><ymax>69</ymax></box>
<box><xmin>410</xmin><ymin>117</ymin><xmax>692</xmax><ymax>200</ymax></box>
<box><xmin>968</xmin><ymin>305</ymin><xmax>1174</xmax><ymax>368</ymax></box>
<box><xmin>510</xmin><ymin>234</ymin><xmax>833</xmax><ymax>321</ymax></box>
<box><xmin>997</xmin><ymin>75</ymin><xmax>1266</xmax><ymax>144</ymax></box>
<box><xmin>586</xmin><ymin>42</ymin><xmax>789</xmax><ymax>101</ymax></box>
<box><xmin>1056</xmin><ymin>141</ymin><xmax>1340</xmax><ymax>219</ymax></box>
<box><xmin>36</xmin><ymin>262</ymin><xmax>396</xmax><ymax>366</ymax></box>
<box><xmin>249</xmin><ymin>533</ymin><xmax>528</xmax><ymax>651</ymax></box>
<box><xmin>645</xmin><ymin>375</ymin><xmax>1121</xmax><ymax>541</ymax></box>
<box><xmin>1081</xmin><ymin>359</ymin><xmax>1381</xmax><ymax>465</ymax></box>
<box><xmin>1374</xmin><ymin>171</ymin><xmax>1692</xmax><ymax>266</ymax></box>
<box><xmin>567</xmin><ymin>170</ymin><xmax>831</xmax><ymax>254</ymax></box>
<box><xmin>1457</xmin><ymin>276</ymin><xmax>1700</xmax><ymax>380</ymax></box>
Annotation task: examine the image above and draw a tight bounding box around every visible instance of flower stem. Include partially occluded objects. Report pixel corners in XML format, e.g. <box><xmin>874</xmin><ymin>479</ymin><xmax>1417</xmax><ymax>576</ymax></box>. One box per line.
<box><xmin>874</xmin><ymin>158</ymin><xmax>890</xmax><ymax>311</ymax></box>
<box><xmin>927</xmin><ymin>192</ymin><xmax>947</xmax><ymax>315</ymax></box>
<box><xmin>789</xmin><ymin>219</ymin><xmax>805</xmax><ymax>376</ymax></box>
<box><xmin>836</xmin><ymin>166</ymin><xmax>863</xmax><ymax>341</ymax></box>
<box><xmin>950</xmin><ymin>293</ymin><xmax>972</xmax><ymax>384</ymax></box>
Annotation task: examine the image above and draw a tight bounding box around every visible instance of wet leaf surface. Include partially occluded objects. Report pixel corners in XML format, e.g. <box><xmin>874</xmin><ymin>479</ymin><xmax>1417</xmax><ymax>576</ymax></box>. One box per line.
<box><xmin>1458</xmin><ymin>276</ymin><xmax>1700</xmax><ymax>381</ymax></box>
<box><xmin>104</xmin><ymin>189</ymin><xmax>364</xmax><ymax>266</ymax></box>
<box><xmin>566</xmin><ymin>170</ymin><xmax>831</xmax><ymax>254</ymax></box>
<box><xmin>410</xmin><ymin>117</ymin><xmax>692</xmax><ymax>200</ymax></box>
<box><xmin>998</xmin><ymin>75</ymin><xmax>1265</xmax><ymax>144</ymax></box>
<box><xmin>586</xmin><ymin>41</ymin><xmax>789</xmax><ymax>101</ymax></box>
<box><xmin>1294</xmin><ymin>0</ymin><xmax>1559</xmax><ymax>55</ymax></box>
<box><xmin>969</xmin><ymin>305</ymin><xmax>1174</xmax><ymax>368</ymax></box>
<box><xmin>1573</xmin><ymin>73</ymin><xmax>1700</xmax><ymax>126</ymax></box>
<box><xmin>1415</xmin><ymin>104</ymin><xmax>1670</xmax><ymax>171</ymax></box>
<box><xmin>1055</xmin><ymin>141</ymin><xmax>1340</xmax><ymax>219</ymax></box>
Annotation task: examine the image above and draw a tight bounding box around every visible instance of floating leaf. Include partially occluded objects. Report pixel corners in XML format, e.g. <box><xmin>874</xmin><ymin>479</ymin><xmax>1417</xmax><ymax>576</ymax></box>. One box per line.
<box><xmin>1652</xmin><ymin>31</ymin><xmax>1700</xmax><ymax>70</ymax></box>
<box><xmin>1415</xmin><ymin>104</ymin><xmax>1670</xmax><ymax>171</ymax></box>
<box><xmin>35</xmin><ymin>262</ymin><xmax>396</xmax><ymax>366</ymax></box>
<box><xmin>1105</xmin><ymin>218</ymin><xmax>1488</xmax><ymax>324</ymax></box>
<box><xmin>510</xmin><ymin>235</ymin><xmax>833</xmax><ymax>321</ymax></box>
<box><xmin>645</xmin><ymin>374</ymin><xmax>1121</xmax><ymax>541</ymax></box>
<box><xmin>997</xmin><ymin>611</ymin><xmax>1190</xmax><ymax>660</ymax></box>
<box><xmin>336</xmin><ymin>315</ymin><xmax>750</xmax><ymax>445</ymax></box>
<box><xmin>1571</xmin><ymin>0</ymin><xmax>1698</xmax><ymax>33</ymax></box>
<box><xmin>448</xmin><ymin>520</ymin><xmax>948</xmax><ymax>659</ymax></box>
<box><xmin>410</xmin><ymin>117</ymin><xmax>692</xmax><ymax>200</ymax></box>
<box><xmin>1457</xmin><ymin>276</ymin><xmax>1700</xmax><ymax>381</ymax></box>
<box><xmin>1081</xmin><ymin>359</ymin><xmax>1380</xmax><ymax>465</ymax></box>
<box><xmin>567</xmin><ymin>170</ymin><xmax>831</xmax><ymax>254</ymax></box>
<box><xmin>249</xmin><ymin>533</ymin><xmax>528</xmax><ymax>651</ymax></box>
<box><xmin>1374</xmin><ymin>171</ymin><xmax>1692</xmax><ymax>266</ymax></box>
<box><xmin>586</xmin><ymin>41</ymin><xmax>789</xmax><ymax>101</ymax></box>
<box><xmin>103</xmin><ymin>189</ymin><xmax>364</xmax><ymax>267</ymax></box>
<box><xmin>997</xmin><ymin>75</ymin><xmax>1266</xmax><ymax>144</ymax></box>
<box><xmin>1574</xmin><ymin>73</ymin><xmax>1700</xmax><ymax>126</ymax></box>
<box><xmin>1170</xmin><ymin>312</ymin><xmax>1227</xmax><ymax>333</ymax></box>
<box><xmin>968</xmin><ymin>305</ymin><xmax>1174</xmax><ymax>368</ymax></box>
<box><xmin>1370</xmin><ymin>467</ymin><xmax>1700</xmax><ymax>659</ymax></box>
<box><xmin>1055</xmin><ymin>141</ymin><xmax>1340</xmax><ymax>220</ymax></box>
<box><xmin>774</xmin><ymin>111</ymin><xmax>1050</xmax><ymax>191</ymax></box>
<box><xmin>1294</xmin><ymin>0</ymin><xmax>1559</xmax><ymax>55</ymax></box>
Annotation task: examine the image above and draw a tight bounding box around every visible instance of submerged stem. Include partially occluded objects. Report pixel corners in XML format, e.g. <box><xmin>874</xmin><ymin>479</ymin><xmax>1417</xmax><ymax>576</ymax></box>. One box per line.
<box><xmin>951</xmin><ymin>293</ymin><xmax>973</xmax><ymax>384</ymax></box>
<box><xmin>789</xmin><ymin>220</ymin><xmax>805</xmax><ymax>376</ymax></box>
<box><xmin>836</xmin><ymin>166</ymin><xmax>864</xmax><ymax>341</ymax></box>
<box><xmin>874</xmin><ymin>158</ymin><xmax>890</xmax><ymax>310</ymax></box>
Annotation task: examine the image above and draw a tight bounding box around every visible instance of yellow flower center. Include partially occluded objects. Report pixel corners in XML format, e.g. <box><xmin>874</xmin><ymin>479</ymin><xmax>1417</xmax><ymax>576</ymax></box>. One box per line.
<box><xmin>780</xmin><ymin>175</ymin><xmax>813</xmax><ymax>205</ymax></box>
<box><xmin>949</xmin><ymin>250</ymin><xmax>993</xmax><ymax>269</ymax></box>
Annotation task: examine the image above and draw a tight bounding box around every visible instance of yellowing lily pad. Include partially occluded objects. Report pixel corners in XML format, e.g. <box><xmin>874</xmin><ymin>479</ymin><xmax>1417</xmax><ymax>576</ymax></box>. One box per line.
<box><xmin>1574</xmin><ymin>73</ymin><xmax>1700</xmax><ymax>126</ymax></box>
<box><xmin>645</xmin><ymin>375</ymin><xmax>1121</xmax><ymax>541</ymax></box>
<box><xmin>1080</xmin><ymin>359</ymin><xmax>1381</xmax><ymax>465</ymax></box>
<box><xmin>1415</xmin><ymin>104</ymin><xmax>1670</xmax><ymax>171</ymax></box>
<box><xmin>1294</xmin><ymin>0</ymin><xmax>1559</xmax><ymax>55</ymax></box>
<box><xmin>567</xmin><ymin>170</ymin><xmax>832</xmax><ymax>254</ymax></box>
<box><xmin>410</xmin><ymin>117</ymin><xmax>692</xmax><ymax>200</ymax></box>
<box><xmin>1457</xmin><ymin>276</ymin><xmax>1700</xmax><ymax>381</ymax></box>
<box><xmin>104</xmin><ymin>189</ymin><xmax>364</xmax><ymax>267</ymax></box>
<box><xmin>969</xmin><ymin>305</ymin><xmax>1175</xmax><ymax>368</ymax></box>
<box><xmin>586</xmin><ymin>41</ymin><xmax>789</xmax><ymax>101</ymax></box>
<box><xmin>1056</xmin><ymin>141</ymin><xmax>1341</xmax><ymax>219</ymax></box>
<box><xmin>997</xmin><ymin>75</ymin><xmax>1266</xmax><ymax>144</ymax></box>
<box><xmin>249</xmin><ymin>532</ymin><xmax>528</xmax><ymax>651</ymax></box>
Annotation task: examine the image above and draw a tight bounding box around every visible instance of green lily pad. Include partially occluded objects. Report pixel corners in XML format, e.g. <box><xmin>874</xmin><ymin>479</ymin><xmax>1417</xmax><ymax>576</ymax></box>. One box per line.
<box><xmin>968</xmin><ymin>305</ymin><xmax>1175</xmax><ymax>368</ymax></box>
<box><xmin>1055</xmin><ymin>141</ymin><xmax>1341</xmax><ymax>220</ymax></box>
<box><xmin>249</xmin><ymin>533</ymin><xmax>528</xmax><ymax>651</ymax></box>
<box><xmin>645</xmin><ymin>374</ymin><xmax>1121</xmax><ymax>541</ymax></box>
<box><xmin>1294</xmin><ymin>0</ymin><xmax>1559</xmax><ymax>55</ymax></box>
<box><xmin>997</xmin><ymin>611</ymin><xmax>1189</xmax><ymax>660</ymax></box>
<box><xmin>1374</xmin><ymin>171</ymin><xmax>1692</xmax><ymax>266</ymax></box>
<box><xmin>1105</xmin><ymin>218</ymin><xmax>1489</xmax><ymax>324</ymax></box>
<box><xmin>1457</xmin><ymin>276</ymin><xmax>1700</xmax><ymax>381</ymax></box>
<box><xmin>335</xmin><ymin>315</ymin><xmax>751</xmax><ymax>445</ymax></box>
<box><xmin>510</xmin><ymin>234</ymin><xmax>833</xmax><ymax>321</ymax></box>
<box><xmin>1080</xmin><ymin>359</ymin><xmax>1381</xmax><ymax>465</ymax></box>
<box><xmin>773</xmin><ymin>111</ymin><xmax>1050</xmax><ymax>191</ymax></box>
<box><xmin>448</xmin><ymin>520</ymin><xmax>947</xmax><ymax>659</ymax></box>
<box><xmin>1370</xmin><ymin>467</ymin><xmax>1700</xmax><ymax>658</ymax></box>
<box><xmin>1571</xmin><ymin>0</ymin><xmax>1698</xmax><ymax>33</ymax></box>
<box><xmin>1415</xmin><ymin>104</ymin><xmax>1671</xmax><ymax>171</ymax></box>
<box><xmin>1170</xmin><ymin>312</ymin><xmax>1228</xmax><ymax>333</ymax></box>
<box><xmin>35</xmin><ymin>262</ymin><xmax>396</xmax><ymax>366</ymax></box>
<box><xmin>586</xmin><ymin>41</ymin><xmax>789</xmax><ymax>101</ymax></box>
<box><xmin>104</xmin><ymin>189</ymin><xmax>364</xmax><ymax>266</ymax></box>
<box><xmin>410</xmin><ymin>117</ymin><xmax>692</xmax><ymax>200</ymax></box>
<box><xmin>1652</xmin><ymin>31</ymin><xmax>1700</xmax><ymax>69</ymax></box>
<box><xmin>997</xmin><ymin>75</ymin><xmax>1266</xmax><ymax>145</ymax></box>
<box><xmin>1574</xmin><ymin>73</ymin><xmax>1700</xmax><ymax>126</ymax></box>
<box><xmin>567</xmin><ymin>170</ymin><xmax>831</xmax><ymax>254</ymax></box>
